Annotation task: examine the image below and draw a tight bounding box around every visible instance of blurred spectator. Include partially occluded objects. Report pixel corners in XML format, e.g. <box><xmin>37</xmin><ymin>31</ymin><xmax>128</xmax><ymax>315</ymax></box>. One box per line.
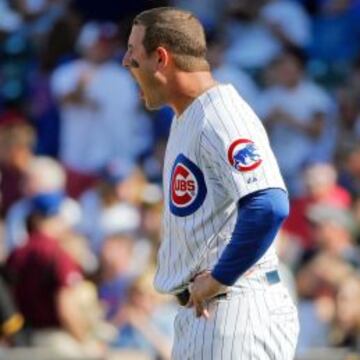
<box><xmin>113</xmin><ymin>269</ymin><xmax>176</xmax><ymax>360</ymax></box>
<box><xmin>284</xmin><ymin>163</ymin><xmax>351</xmax><ymax>249</ymax></box>
<box><xmin>4</xmin><ymin>156</ymin><xmax>81</xmax><ymax>253</ymax></box>
<box><xmin>0</xmin><ymin>0</ymin><xmax>68</xmax><ymax>111</ymax></box>
<box><xmin>306</xmin><ymin>204</ymin><xmax>360</xmax><ymax>268</ymax></box>
<box><xmin>225</xmin><ymin>0</ymin><xmax>311</xmax><ymax>71</ymax></box>
<box><xmin>0</xmin><ymin>178</ymin><xmax>26</xmax><ymax>346</ymax></box>
<box><xmin>302</xmin><ymin>163</ymin><xmax>351</xmax><ymax>210</ymax></box>
<box><xmin>0</xmin><ymin>121</ymin><xmax>35</xmax><ymax>217</ymax></box>
<box><xmin>274</xmin><ymin>231</ymin><xmax>301</xmax><ymax>301</ymax></box>
<box><xmin>330</xmin><ymin>274</ymin><xmax>360</xmax><ymax>352</ymax></box>
<box><xmin>338</xmin><ymin>144</ymin><xmax>360</xmax><ymax>198</ymax></box>
<box><xmin>172</xmin><ymin>0</ymin><xmax>227</xmax><ymax>29</ymax></box>
<box><xmin>0</xmin><ymin>275</ymin><xmax>26</xmax><ymax>346</ymax></box>
<box><xmin>99</xmin><ymin>234</ymin><xmax>135</xmax><ymax>323</ymax></box>
<box><xmin>140</xmin><ymin>183</ymin><xmax>164</xmax><ymax>258</ymax></box>
<box><xmin>207</xmin><ymin>32</ymin><xmax>260</xmax><ymax>110</ymax></box>
<box><xmin>346</xmin><ymin>56</ymin><xmax>360</xmax><ymax>104</ymax></box>
<box><xmin>141</xmin><ymin>117</ymin><xmax>172</xmax><ymax>184</ymax></box>
<box><xmin>51</xmin><ymin>21</ymin><xmax>153</xmax><ymax>197</ymax></box>
<box><xmin>258</xmin><ymin>48</ymin><xmax>335</xmax><ymax>196</ymax></box>
<box><xmin>334</xmin><ymin>87</ymin><xmax>360</xmax><ymax>161</ymax></box>
<box><xmin>0</xmin><ymin>20</ymin><xmax>33</xmax><ymax>109</ymax></box>
<box><xmin>353</xmin><ymin>196</ymin><xmax>360</xmax><ymax>243</ymax></box>
<box><xmin>305</xmin><ymin>0</ymin><xmax>360</xmax><ymax>83</ymax></box>
<box><xmin>0</xmin><ymin>0</ymin><xmax>23</xmax><ymax>33</ymax></box>
<box><xmin>5</xmin><ymin>197</ymin><xmax>104</xmax><ymax>357</ymax></box>
<box><xmin>79</xmin><ymin>158</ymin><xmax>144</xmax><ymax>254</ymax></box>
<box><xmin>12</xmin><ymin>0</ymin><xmax>67</xmax><ymax>49</ymax></box>
<box><xmin>27</xmin><ymin>4</ymin><xmax>82</xmax><ymax>157</ymax></box>
<box><xmin>296</xmin><ymin>253</ymin><xmax>353</xmax><ymax>355</ymax></box>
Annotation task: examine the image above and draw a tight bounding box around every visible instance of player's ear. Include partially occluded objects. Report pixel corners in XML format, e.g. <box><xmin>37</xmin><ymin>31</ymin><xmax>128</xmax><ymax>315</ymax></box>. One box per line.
<box><xmin>155</xmin><ymin>46</ymin><xmax>169</xmax><ymax>70</ymax></box>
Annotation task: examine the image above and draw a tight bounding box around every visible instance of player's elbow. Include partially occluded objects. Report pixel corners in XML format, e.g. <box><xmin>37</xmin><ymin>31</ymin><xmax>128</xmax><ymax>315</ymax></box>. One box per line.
<box><xmin>239</xmin><ymin>188</ymin><xmax>289</xmax><ymax>228</ymax></box>
<box><xmin>249</xmin><ymin>188</ymin><xmax>289</xmax><ymax>249</ymax></box>
<box><xmin>234</xmin><ymin>188</ymin><xmax>289</xmax><ymax>243</ymax></box>
<box><xmin>270</xmin><ymin>189</ymin><xmax>289</xmax><ymax>224</ymax></box>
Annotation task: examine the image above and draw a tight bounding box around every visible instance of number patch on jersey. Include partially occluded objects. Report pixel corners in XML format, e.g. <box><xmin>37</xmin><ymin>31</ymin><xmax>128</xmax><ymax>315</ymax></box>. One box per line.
<box><xmin>228</xmin><ymin>138</ymin><xmax>262</xmax><ymax>172</ymax></box>
<box><xmin>170</xmin><ymin>154</ymin><xmax>207</xmax><ymax>217</ymax></box>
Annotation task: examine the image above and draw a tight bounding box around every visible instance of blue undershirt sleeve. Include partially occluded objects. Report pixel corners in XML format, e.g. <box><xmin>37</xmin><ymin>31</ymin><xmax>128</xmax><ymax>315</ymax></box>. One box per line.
<box><xmin>211</xmin><ymin>188</ymin><xmax>289</xmax><ymax>286</ymax></box>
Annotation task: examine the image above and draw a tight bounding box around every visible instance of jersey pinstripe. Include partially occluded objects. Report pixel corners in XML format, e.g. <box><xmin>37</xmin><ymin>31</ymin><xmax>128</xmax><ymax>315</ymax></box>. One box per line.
<box><xmin>154</xmin><ymin>84</ymin><xmax>286</xmax><ymax>294</ymax></box>
<box><xmin>171</xmin><ymin>280</ymin><xmax>299</xmax><ymax>360</ymax></box>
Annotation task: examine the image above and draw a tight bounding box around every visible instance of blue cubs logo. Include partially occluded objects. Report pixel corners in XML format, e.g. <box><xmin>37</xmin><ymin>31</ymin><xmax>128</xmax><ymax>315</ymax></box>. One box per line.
<box><xmin>228</xmin><ymin>139</ymin><xmax>262</xmax><ymax>172</ymax></box>
<box><xmin>170</xmin><ymin>154</ymin><xmax>207</xmax><ymax>217</ymax></box>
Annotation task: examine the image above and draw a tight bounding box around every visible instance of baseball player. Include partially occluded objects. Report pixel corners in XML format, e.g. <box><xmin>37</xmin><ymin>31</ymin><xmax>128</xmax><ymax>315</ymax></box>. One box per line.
<box><xmin>123</xmin><ymin>7</ymin><xmax>299</xmax><ymax>360</ymax></box>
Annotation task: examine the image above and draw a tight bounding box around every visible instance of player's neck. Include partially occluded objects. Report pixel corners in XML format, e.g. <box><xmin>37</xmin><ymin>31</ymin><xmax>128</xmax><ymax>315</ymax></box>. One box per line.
<box><xmin>169</xmin><ymin>72</ymin><xmax>217</xmax><ymax>118</ymax></box>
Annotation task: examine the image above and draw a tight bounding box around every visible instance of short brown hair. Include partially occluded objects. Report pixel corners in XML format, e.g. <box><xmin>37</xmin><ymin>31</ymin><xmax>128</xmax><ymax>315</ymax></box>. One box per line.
<box><xmin>133</xmin><ymin>7</ymin><xmax>209</xmax><ymax>72</ymax></box>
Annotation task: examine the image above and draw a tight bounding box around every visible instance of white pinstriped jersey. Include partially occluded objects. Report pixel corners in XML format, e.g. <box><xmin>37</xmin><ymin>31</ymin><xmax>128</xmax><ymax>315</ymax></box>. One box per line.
<box><xmin>154</xmin><ymin>84</ymin><xmax>286</xmax><ymax>294</ymax></box>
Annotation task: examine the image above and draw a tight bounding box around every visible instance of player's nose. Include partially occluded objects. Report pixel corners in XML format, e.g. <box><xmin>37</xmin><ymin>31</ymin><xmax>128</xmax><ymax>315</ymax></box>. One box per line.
<box><xmin>122</xmin><ymin>51</ymin><xmax>130</xmax><ymax>68</ymax></box>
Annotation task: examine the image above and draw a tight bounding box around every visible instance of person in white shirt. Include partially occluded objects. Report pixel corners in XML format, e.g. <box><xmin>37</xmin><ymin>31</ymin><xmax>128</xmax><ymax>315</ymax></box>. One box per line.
<box><xmin>225</xmin><ymin>0</ymin><xmax>311</xmax><ymax>70</ymax></box>
<box><xmin>258</xmin><ymin>48</ymin><xmax>336</xmax><ymax>196</ymax></box>
<box><xmin>51</xmin><ymin>22</ymin><xmax>153</xmax><ymax>178</ymax></box>
<box><xmin>5</xmin><ymin>156</ymin><xmax>81</xmax><ymax>253</ymax></box>
<box><xmin>78</xmin><ymin>158</ymin><xmax>144</xmax><ymax>254</ymax></box>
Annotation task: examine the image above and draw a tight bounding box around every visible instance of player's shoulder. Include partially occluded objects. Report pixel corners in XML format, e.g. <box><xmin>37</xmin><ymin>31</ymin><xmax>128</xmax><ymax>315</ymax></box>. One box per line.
<box><xmin>199</xmin><ymin>83</ymin><xmax>254</xmax><ymax>133</ymax></box>
<box><xmin>199</xmin><ymin>84</ymin><xmax>234</xmax><ymax>119</ymax></box>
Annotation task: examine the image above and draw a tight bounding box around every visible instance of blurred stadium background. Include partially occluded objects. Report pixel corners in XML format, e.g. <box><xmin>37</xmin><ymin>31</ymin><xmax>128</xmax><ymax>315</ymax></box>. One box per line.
<box><xmin>0</xmin><ymin>0</ymin><xmax>359</xmax><ymax>359</ymax></box>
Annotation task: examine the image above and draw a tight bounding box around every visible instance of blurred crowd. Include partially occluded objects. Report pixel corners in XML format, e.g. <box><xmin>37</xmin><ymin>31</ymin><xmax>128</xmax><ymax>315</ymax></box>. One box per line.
<box><xmin>0</xmin><ymin>0</ymin><xmax>359</xmax><ymax>359</ymax></box>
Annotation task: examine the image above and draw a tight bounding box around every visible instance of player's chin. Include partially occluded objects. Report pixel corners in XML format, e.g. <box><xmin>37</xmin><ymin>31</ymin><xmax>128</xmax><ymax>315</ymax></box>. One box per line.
<box><xmin>143</xmin><ymin>96</ymin><xmax>164</xmax><ymax>111</ymax></box>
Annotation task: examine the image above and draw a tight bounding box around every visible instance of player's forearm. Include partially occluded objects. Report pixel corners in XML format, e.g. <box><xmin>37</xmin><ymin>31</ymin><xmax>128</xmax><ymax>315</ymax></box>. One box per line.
<box><xmin>211</xmin><ymin>188</ymin><xmax>289</xmax><ymax>286</ymax></box>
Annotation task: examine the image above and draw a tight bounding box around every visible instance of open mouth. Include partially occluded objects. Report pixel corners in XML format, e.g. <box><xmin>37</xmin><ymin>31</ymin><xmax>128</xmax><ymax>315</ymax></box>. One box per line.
<box><xmin>129</xmin><ymin>72</ymin><xmax>145</xmax><ymax>100</ymax></box>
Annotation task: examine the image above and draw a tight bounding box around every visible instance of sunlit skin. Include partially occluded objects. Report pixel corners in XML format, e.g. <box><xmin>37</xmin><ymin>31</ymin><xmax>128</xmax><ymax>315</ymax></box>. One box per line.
<box><xmin>123</xmin><ymin>24</ymin><xmax>226</xmax><ymax>317</ymax></box>
<box><xmin>122</xmin><ymin>24</ymin><xmax>218</xmax><ymax>117</ymax></box>
<box><xmin>122</xmin><ymin>25</ymin><xmax>167</xmax><ymax>110</ymax></box>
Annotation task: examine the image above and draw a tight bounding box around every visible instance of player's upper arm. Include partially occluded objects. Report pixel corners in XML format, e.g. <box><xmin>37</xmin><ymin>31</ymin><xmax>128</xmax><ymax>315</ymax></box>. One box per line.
<box><xmin>198</xmin><ymin>90</ymin><xmax>283</xmax><ymax>202</ymax></box>
<box><xmin>199</xmin><ymin>117</ymin><xmax>264</xmax><ymax>202</ymax></box>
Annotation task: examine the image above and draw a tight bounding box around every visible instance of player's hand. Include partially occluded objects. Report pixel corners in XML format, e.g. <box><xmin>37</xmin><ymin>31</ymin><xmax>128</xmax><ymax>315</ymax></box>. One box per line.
<box><xmin>187</xmin><ymin>271</ymin><xmax>227</xmax><ymax>319</ymax></box>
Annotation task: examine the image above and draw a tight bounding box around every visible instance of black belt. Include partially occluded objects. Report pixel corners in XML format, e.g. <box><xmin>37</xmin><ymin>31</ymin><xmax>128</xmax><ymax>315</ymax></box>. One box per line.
<box><xmin>175</xmin><ymin>288</ymin><xmax>227</xmax><ymax>306</ymax></box>
<box><xmin>175</xmin><ymin>288</ymin><xmax>191</xmax><ymax>306</ymax></box>
<box><xmin>175</xmin><ymin>270</ymin><xmax>281</xmax><ymax>306</ymax></box>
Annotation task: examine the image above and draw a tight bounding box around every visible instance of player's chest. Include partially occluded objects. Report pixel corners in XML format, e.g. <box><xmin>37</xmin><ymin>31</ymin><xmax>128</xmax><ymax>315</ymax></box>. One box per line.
<box><xmin>163</xmin><ymin>126</ymin><xmax>207</xmax><ymax>218</ymax></box>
